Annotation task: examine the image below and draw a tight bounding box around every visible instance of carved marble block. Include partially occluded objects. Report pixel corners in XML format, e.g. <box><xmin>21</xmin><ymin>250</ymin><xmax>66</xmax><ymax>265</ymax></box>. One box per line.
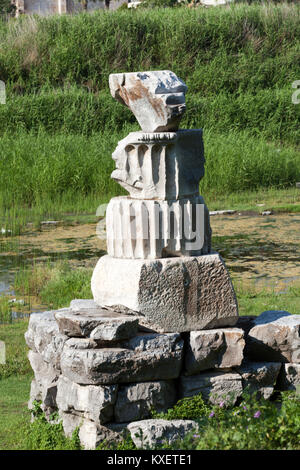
<box><xmin>111</xmin><ymin>130</ymin><xmax>205</xmax><ymax>200</ymax></box>
<box><xmin>106</xmin><ymin>196</ymin><xmax>211</xmax><ymax>259</ymax></box>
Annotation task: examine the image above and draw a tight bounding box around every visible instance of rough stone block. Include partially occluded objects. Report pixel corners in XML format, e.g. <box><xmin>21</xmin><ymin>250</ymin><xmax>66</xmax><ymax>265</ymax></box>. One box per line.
<box><xmin>236</xmin><ymin>361</ymin><xmax>282</xmax><ymax>399</ymax></box>
<box><xmin>247</xmin><ymin>311</ymin><xmax>300</xmax><ymax>363</ymax></box>
<box><xmin>25</xmin><ymin>310</ymin><xmax>68</xmax><ymax>369</ymax></box>
<box><xmin>127</xmin><ymin>419</ymin><xmax>198</xmax><ymax>449</ymax></box>
<box><xmin>61</xmin><ymin>412</ymin><xmax>122</xmax><ymax>450</ymax></box>
<box><xmin>92</xmin><ymin>253</ymin><xmax>238</xmax><ymax>333</ymax></box>
<box><xmin>109</xmin><ymin>71</ymin><xmax>187</xmax><ymax>132</ymax></box>
<box><xmin>115</xmin><ymin>381</ymin><xmax>176</xmax><ymax>423</ymax></box>
<box><xmin>56</xmin><ymin>375</ymin><xmax>118</xmax><ymax>425</ymax></box>
<box><xmin>277</xmin><ymin>363</ymin><xmax>300</xmax><ymax>391</ymax></box>
<box><xmin>185</xmin><ymin>328</ymin><xmax>245</xmax><ymax>375</ymax></box>
<box><xmin>61</xmin><ymin>333</ymin><xmax>184</xmax><ymax>385</ymax></box>
<box><xmin>55</xmin><ymin>308</ymin><xmax>139</xmax><ymax>342</ymax></box>
<box><xmin>180</xmin><ymin>371</ymin><xmax>243</xmax><ymax>406</ymax></box>
<box><xmin>28</xmin><ymin>350</ymin><xmax>60</xmax><ymax>413</ymax></box>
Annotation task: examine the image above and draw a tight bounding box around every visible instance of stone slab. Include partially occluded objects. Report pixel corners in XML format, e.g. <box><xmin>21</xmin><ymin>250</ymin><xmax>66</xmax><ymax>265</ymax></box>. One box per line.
<box><xmin>127</xmin><ymin>419</ymin><xmax>198</xmax><ymax>449</ymax></box>
<box><xmin>115</xmin><ymin>381</ymin><xmax>176</xmax><ymax>423</ymax></box>
<box><xmin>185</xmin><ymin>328</ymin><xmax>245</xmax><ymax>375</ymax></box>
<box><xmin>91</xmin><ymin>253</ymin><xmax>239</xmax><ymax>333</ymax></box>
<box><xmin>236</xmin><ymin>361</ymin><xmax>282</xmax><ymax>399</ymax></box>
<box><xmin>60</xmin><ymin>333</ymin><xmax>184</xmax><ymax>385</ymax></box>
<box><xmin>55</xmin><ymin>308</ymin><xmax>139</xmax><ymax>341</ymax></box>
<box><xmin>180</xmin><ymin>371</ymin><xmax>243</xmax><ymax>406</ymax></box>
<box><xmin>56</xmin><ymin>375</ymin><xmax>118</xmax><ymax>425</ymax></box>
<box><xmin>247</xmin><ymin>311</ymin><xmax>300</xmax><ymax>363</ymax></box>
<box><xmin>61</xmin><ymin>412</ymin><xmax>123</xmax><ymax>450</ymax></box>
<box><xmin>25</xmin><ymin>310</ymin><xmax>68</xmax><ymax>368</ymax></box>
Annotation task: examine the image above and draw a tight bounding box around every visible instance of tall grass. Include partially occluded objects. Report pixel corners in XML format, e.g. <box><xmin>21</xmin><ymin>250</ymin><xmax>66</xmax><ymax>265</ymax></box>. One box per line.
<box><xmin>0</xmin><ymin>5</ymin><xmax>299</xmax><ymax>91</ymax></box>
<box><xmin>0</xmin><ymin>4</ymin><xmax>299</xmax><ymax>215</ymax></box>
<box><xmin>0</xmin><ymin>86</ymin><xmax>299</xmax><ymax>145</ymax></box>
<box><xmin>0</xmin><ymin>129</ymin><xmax>299</xmax><ymax>209</ymax></box>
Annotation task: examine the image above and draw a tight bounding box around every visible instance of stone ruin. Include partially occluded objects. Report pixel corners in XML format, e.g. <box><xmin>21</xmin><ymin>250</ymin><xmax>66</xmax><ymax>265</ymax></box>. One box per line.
<box><xmin>25</xmin><ymin>71</ymin><xmax>300</xmax><ymax>449</ymax></box>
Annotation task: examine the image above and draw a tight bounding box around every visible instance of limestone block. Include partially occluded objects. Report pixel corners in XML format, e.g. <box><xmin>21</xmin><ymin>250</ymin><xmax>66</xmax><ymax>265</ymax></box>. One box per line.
<box><xmin>56</xmin><ymin>375</ymin><xmax>117</xmax><ymax>425</ymax></box>
<box><xmin>109</xmin><ymin>71</ymin><xmax>187</xmax><ymax>132</ymax></box>
<box><xmin>28</xmin><ymin>350</ymin><xmax>60</xmax><ymax>412</ymax></box>
<box><xmin>61</xmin><ymin>412</ymin><xmax>123</xmax><ymax>450</ymax></box>
<box><xmin>236</xmin><ymin>361</ymin><xmax>282</xmax><ymax>399</ymax></box>
<box><xmin>25</xmin><ymin>310</ymin><xmax>68</xmax><ymax>369</ymax></box>
<box><xmin>70</xmin><ymin>299</ymin><xmax>107</xmax><ymax>313</ymax></box>
<box><xmin>185</xmin><ymin>328</ymin><xmax>245</xmax><ymax>375</ymax></box>
<box><xmin>247</xmin><ymin>311</ymin><xmax>300</xmax><ymax>363</ymax></box>
<box><xmin>110</xmin><ymin>131</ymin><xmax>204</xmax><ymax>200</ymax></box>
<box><xmin>114</xmin><ymin>381</ymin><xmax>176</xmax><ymax>423</ymax></box>
<box><xmin>127</xmin><ymin>419</ymin><xmax>199</xmax><ymax>449</ymax></box>
<box><xmin>106</xmin><ymin>195</ymin><xmax>211</xmax><ymax>259</ymax></box>
<box><xmin>60</xmin><ymin>333</ymin><xmax>183</xmax><ymax>385</ymax></box>
<box><xmin>180</xmin><ymin>371</ymin><xmax>243</xmax><ymax>406</ymax></box>
<box><xmin>277</xmin><ymin>363</ymin><xmax>300</xmax><ymax>391</ymax></box>
<box><xmin>55</xmin><ymin>308</ymin><xmax>139</xmax><ymax>341</ymax></box>
<box><xmin>91</xmin><ymin>253</ymin><xmax>239</xmax><ymax>333</ymax></box>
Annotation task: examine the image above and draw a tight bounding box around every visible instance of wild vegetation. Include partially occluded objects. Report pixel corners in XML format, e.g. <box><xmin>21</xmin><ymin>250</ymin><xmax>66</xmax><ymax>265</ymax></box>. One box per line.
<box><xmin>0</xmin><ymin>3</ymin><xmax>299</xmax><ymax>226</ymax></box>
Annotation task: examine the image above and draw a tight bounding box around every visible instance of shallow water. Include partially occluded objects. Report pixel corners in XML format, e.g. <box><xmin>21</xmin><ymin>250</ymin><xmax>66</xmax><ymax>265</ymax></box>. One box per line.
<box><xmin>211</xmin><ymin>212</ymin><xmax>300</xmax><ymax>292</ymax></box>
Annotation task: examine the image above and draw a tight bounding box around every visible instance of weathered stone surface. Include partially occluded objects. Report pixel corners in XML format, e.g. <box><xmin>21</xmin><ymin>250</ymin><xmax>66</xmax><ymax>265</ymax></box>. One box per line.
<box><xmin>70</xmin><ymin>299</ymin><xmax>104</xmax><ymax>313</ymax></box>
<box><xmin>92</xmin><ymin>253</ymin><xmax>238</xmax><ymax>333</ymax></box>
<box><xmin>109</xmin><ymin>71</ymin><xmax>187</xmax><ymax>132</ymax></box>
<box><xmin>61</xmin><ymin>333</ymin><xmax>184</xmax><ymax>385</ymax></box>
<box><xmin>110</xmin><ymin>131</ymin><xmax>204</xmax><ymax>200</ymax></box>
<box><xmin>180</xmin><ymin>371</ymin><xmax>243</xmax><ymax>405</ymax></box>
<box><xmin>185</xmin><ymin>328</ymin><xmax>245</xmax><ymax>375</ymax></box>
<box><xmin>247</xmin><ymin>311</ymin><xmax>300</xmax><ymax>363</ymax></box>
<box><xmin>277</xmin><ymin>363</ymin><xmax>300</xmax><ymax>391</ymax></box>
<box><xmin>55</xmin><ymin>308</ymin><xmax>139</xmax><ymax>342</ymax></box>
<box><xmin>28</xmin><ymin>350</ymin><xmax>60</xmax><ymax>412</ymax></box>
<box><xmin>115</xmin><ymin>381</ymin><xmax>176</xmax><ymax>423</ymax></box>
<box><xmin>56</xmin><ymin>375</ymin><xmax>118</xmax><ymax>425</ymax></box>
<box><xmin>61</xmin><ymin>412</ymin><xmax>122</xmax><ymax>450</ymax></box>
<box><xmin>236</xmin><ymin>361</ymin><xmax>281</xmax><ymax>399</ymax></box>
<box><xmin>106</xmin><ymin>195</ymin><xmax>211</xmax><ymax>259</ymax></box>
<box><xmin>128</xmin><ymin>419</ymin><xmax>198</xmax><ymax>449</ymax></box>
<box><xmin>25</xmin><ymin>310</ymin><xmax>68</xmax><ymax>368</ymax></box>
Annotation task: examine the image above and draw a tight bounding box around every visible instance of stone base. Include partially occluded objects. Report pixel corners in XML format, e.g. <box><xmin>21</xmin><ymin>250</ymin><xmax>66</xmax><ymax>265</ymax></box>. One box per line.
<box><xmin>91</xmin><ymin>252</ymin><xmax>239</xmax><ymax>333</ymax></box>
<box><xmin>25</xmin><ymin>308</ymin><xmax>298</xmax><ymax>449</ymax></box>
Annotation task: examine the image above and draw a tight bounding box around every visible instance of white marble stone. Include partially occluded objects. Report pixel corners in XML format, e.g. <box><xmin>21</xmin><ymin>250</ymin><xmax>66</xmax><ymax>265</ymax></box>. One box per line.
<box><xmin>106</xmin><ymin>195</ymin><xmax>211</xmax><ymax>259</ymax></box>
<box><xmin>111</xmin><ymin>131</ymin><xmax>204</xmax><ymax>200</ymax></box>
<box><xmin>91</xmin><ymin>253</ymin><xmax>239</xmax><ymax>333</ymax></box>
<box><xmin>109</xmin><ymin>71</ymin><xmax>187</xmax><ymax>132</ymax></box>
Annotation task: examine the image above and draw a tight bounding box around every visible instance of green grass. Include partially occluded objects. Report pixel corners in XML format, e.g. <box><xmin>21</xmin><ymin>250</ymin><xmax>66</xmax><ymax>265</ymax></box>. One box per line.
<box><xmin>0</xmin><ymin>4</ymin><xmax>298</xmax><ymax>224</ymax></box>
<box><xmin>14</xmin><ymin>261</ymin><xmax>93</xmax><ymax>310</ymax></box>
<box><xmin>0</xmin><ymin>129</ymin><xmax>299</xmax><ymax>220</ymax></box>
<box><xmin>1</xmin><ymin>5</ymin><xmax>299</xmax><ymax>96</ymax></box>
<box><xmin>0</xmin><ymin>374</ymin><xmax>32</xmax><ymax>450</ymax></box>
<box><xmin>234</xmin><ymin>282</ymin><xmax>300</xmax><ymax>316</ymax></box>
